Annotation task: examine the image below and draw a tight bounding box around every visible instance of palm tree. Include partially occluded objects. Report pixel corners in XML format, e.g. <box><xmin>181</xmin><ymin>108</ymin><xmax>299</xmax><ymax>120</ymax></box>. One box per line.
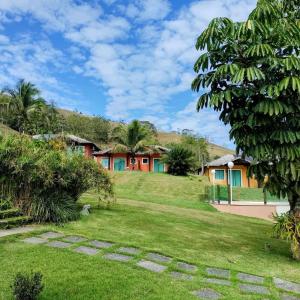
<box><xmin>3</xmin><ymin>79</ymin><xmax>47</xmax><ymax>132</ymax></box>
<box><xmin>112</xmin><ymin>120</ymin><xmax>153</xmax><ymax>170</ymax></box>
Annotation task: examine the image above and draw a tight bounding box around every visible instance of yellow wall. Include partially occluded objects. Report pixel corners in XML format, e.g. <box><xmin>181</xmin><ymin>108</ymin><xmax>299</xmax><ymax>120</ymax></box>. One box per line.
<box><xmin>204</xmin><ymin>165</ymin><xmax>258</xmax><ymax>188</ymax></box>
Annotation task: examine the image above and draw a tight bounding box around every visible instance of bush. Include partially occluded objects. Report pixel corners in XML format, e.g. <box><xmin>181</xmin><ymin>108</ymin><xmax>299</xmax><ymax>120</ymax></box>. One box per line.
<box><xmin>12</xmin><ymin>272</ymin><xmax>43</xmax><ymax>300</ymax></box>
<box><xmin>0</xmin><ymin>135</ymin><xmax>114</xmax><ymax>223</ymax></box>
<box><xmin>162</xmin><ymin>145</ymin><xmax>195</xmax><ymax>176</ymax></box>
<box><xmin>273</xmin><ymin>212</ymin><xmax>300</xmax><ymax>260</ymax></box>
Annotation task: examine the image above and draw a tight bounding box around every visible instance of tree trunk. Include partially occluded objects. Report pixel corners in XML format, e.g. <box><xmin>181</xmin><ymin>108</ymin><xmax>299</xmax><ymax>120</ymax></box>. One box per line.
<box><xmin>131</xmin><ymin>154</ymin><xmax>135</xmax><ymax>171</ymax></box>
<box><xmin>200</xmin><ymin>157</ymin><xmax>204</xmax><ymax>176</ymax></box>
<box><xmin>288</xmin><ymin>193</ymin><xmax>300</xmax><ymax>216</ymax></box>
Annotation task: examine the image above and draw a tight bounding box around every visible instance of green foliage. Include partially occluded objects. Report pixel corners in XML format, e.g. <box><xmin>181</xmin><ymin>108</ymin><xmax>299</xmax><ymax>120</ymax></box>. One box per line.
<box><xmin>274</xmin><ymin>212</ymin><xmax>300</xmax><ymax>260</ymax></box>
<box><xmin>162</xmin><ymin>144</ymin><xmax>195</xmax><ymax>176</ymax></box>
<box><xmin>1</xmin><ymin>80</ymin><xmax>64</xmax><ymax>134</ymax></box>
<box><xmin>112</xmin><ymin>120</ymin><xmax>156</xmax><ymax>169</ymax></box>
<box><xmin>12</xmin><ymin>272</ymin><xmax>43</xmax><ymax>300</ymax></box>
<box><xmin>64</xmin><ymin>113</ymin><xmax>111</xmax><ymax>144</ymax></box>
<box><xmin>181</xmin><ymin>131</ymin><xmax>209</xmax><ymax>173</ymax></box>
<box><xmin>0</xmin><ymin>135</ymin><xmax>114</xmax><ymax>223</ymax></box>
<box><xmin>192</xmin><ymin>0</ymin><xmax>300</xmax><ymax>212</ymax></box>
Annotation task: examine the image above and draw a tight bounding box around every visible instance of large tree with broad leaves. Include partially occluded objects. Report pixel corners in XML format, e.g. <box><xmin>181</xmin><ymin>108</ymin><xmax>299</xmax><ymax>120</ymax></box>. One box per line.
<box><xmin>192</xmin><ymin>0</ymin><xmax>300</xmax><ymax>214</ymax></box>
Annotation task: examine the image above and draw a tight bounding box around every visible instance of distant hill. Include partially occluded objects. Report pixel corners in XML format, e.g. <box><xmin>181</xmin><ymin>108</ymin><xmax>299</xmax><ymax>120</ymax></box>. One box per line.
<box><xmin>157</xmin><ymin>131</ymin><xmax>234</xmax><ymax>159</ymax></box>
<box><xmin>0</xmin><ymin>123</ymin><xmax>18</xmax><ymax>136</ymax></box>
<box><xmin>58</xmin><ymin>108</ymin><xmax>235</xmax><ymax>159</ymax></box>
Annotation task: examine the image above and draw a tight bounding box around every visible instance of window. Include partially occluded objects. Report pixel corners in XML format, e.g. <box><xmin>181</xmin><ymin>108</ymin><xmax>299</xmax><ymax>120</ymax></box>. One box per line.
<box><xmin>130</xmin><ymin>158</ymin><xmax>137</xmax><ymax>165</ymax></box>
<box><xmin>101</xmin><ymin>158</ymin><xmax>109</xmax><ymax>169</ymax></box>
<box><xmin>215</xmin><ymin>170</ymin><xmax>225</xmax><ymax>180</ymax></box>
<box><xmin>142</xmin><ymin>158</ymin><xmax>149</xmax><ymax>164</ymax></box>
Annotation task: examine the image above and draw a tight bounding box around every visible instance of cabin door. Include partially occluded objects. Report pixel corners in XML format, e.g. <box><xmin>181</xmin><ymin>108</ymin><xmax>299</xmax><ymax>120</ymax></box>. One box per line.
<box><xmin>228</xmin><ymin>170</ymin><xmax>242</xmax><ymax>187</ymax></box>
<box><xmin>153</xmin><ymin>159</ymin><xmax>164</xmax><ymax>173</ymax></box>
<box><xmin>114</xmin><ymin>158</ymin><xmax>126</xmax><ymax>171</ymax></box>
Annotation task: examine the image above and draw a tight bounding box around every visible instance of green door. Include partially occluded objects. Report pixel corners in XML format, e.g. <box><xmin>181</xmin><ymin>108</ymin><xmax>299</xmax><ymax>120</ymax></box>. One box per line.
<box><xmin>228</xmin><ymin>170</ymin><xmax>242</xmax><ymax>187</ymax></box>
<box><xmin>153</xmin><ymin>159</ymin><xmax>164</xmax><ymax>173</ymax></box>
<box><xmin>114</xmin><ymin>158</ymin><xmax>125</xmax><ymax>171</ymax></box>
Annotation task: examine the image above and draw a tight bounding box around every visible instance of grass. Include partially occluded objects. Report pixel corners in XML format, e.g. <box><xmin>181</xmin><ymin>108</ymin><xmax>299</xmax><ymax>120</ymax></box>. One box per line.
<box><xmin>0</xmin><ymin>123</ymin><xmax>18</xmax><ymax>136</ymax></box>
<box><xmin>0</xmin><ymin>172</ymin><xmax>299</xmax><ymax>299</ymax></box>
<box><xmin>111</xmin><ymin>172</ymin><xmax>214</xmax><ymax>210</ymax></box>
<box><xmin>209</xmin><ymin>185</ymin><xmax>287</xmax><ymax>202</ymax></box>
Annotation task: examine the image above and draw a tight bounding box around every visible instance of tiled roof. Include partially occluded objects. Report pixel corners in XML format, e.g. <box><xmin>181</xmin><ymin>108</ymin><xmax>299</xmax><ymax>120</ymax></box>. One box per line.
<box><xmin>207</xmin><ymin>154</ymin><xmax>252</xmax><ymax>167</ymax></box>
<box><xmin>32</xmin><ymin>133</ymin><xmax>99</xmax><ymax>150</ymax></box>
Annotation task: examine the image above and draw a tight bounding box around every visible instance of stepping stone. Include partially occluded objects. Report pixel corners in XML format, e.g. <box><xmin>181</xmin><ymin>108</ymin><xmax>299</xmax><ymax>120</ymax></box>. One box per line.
<box><xmin>146</xmin><ymin>253</ymin><xmax>172</xmax><ymax>263</ymax></box>
<box><xmin>239</xmin><ymin>283</ymin><xmax>270</xmax><ymax>295</ymax></box>
<box><xmin>104</xmin><ymin>253</ymin><xmax>132</xmax><ymax>262</ymax></box>
<box><xmin>137</xmin><ymin>260</ymin><xmax>167</xmax><ymax>273</ymax></box>
<box><xmin>22</xmin><ymin>237</ymin><xmax>47</xmax><ymax>244</ymax></box>
<box><xmin>63</xmin><ymin>236</ymin><xmax>87</xmax><ymax>243</ymax></box>
<box><xmin>237</xmin><ymin>272</ymin><xmax>264</xmax><ymax>284</ymax></box>
<box><xmin>39</xmin><ymin>232</ymin><xmax>64</xmax><ymax>239</ymax></box>
<box><xmin>177</xmin><ymin>262</ymin><xmax>197</xmax><ymax>272</ymax></box>
<box><xmin>281</xmin><ymin>293</ymin><xmax>300</xmax><ymax>300</ymax></box>
<box><xmin>206</xmin><ymin>267</ymin><xmax>230</xmax><ymax>279</ymax></box>
<box><xmin>74</xmin><ymin>246</ymin><xmax>99</xmax><ymax>256</ymax></box>
<box><xmin>192</xmin><ymin>288</ymin><xmax>221</xmax><ymax>299</ymax></box>
<box><xmin>205</xmin><ymin>278</ymin><xmax>231</xmax><ymax>286</ymax></box>
<box><xmin>117</xmin><ymin>247</ymin><xmax>140</xmax><ymax>255</ymax></box>
<box><xmin>274</xmin><ymin>278</ymin><xmax>300</xmax><ymax>294</ymax></box>
<box><xmin>89</xmin><ymin>240</ymin><xmax>114</xmax><ymax>249</ymax></box>
<box><xmin>47</xmin><ymin>241</ymin><xmax>72</xmax><ymax>248</ymax></box>
<box><xmin>170</xmin><ymin>271</ymin><xmax>193</xmax><ymax>281</ymax></box>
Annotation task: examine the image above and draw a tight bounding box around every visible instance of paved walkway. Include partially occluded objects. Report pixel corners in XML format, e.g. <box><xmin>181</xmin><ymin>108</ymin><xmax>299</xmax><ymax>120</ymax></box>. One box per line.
<box><xmin>21</xmin><ymin>231</ymin><xmax>300</xmax><ymax>300</ymax></box>
<box><xmin>212</xmin><ymin>204</ymin><xmax>276</xmax><ymax>221</ymax></box>
<box><xmin>0</xmin><ymin>226</ymin><xmax>37</xmax><ymax>238</ymax></box>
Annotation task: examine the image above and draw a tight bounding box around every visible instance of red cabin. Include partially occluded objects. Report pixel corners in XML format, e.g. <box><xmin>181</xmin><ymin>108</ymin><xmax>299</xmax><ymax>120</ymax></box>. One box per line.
<box><xmin>93</xmin><ymin>146</ymin><xmax>169</xmax><ymax>172</ymax></box>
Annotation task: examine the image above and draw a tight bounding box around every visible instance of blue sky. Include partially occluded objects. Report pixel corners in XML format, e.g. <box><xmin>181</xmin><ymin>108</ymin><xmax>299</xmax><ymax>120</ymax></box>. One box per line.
<box><xmin>0</xmin><ymin>0</ymin><xmax>257</xmax><ymax>148</ymax></box>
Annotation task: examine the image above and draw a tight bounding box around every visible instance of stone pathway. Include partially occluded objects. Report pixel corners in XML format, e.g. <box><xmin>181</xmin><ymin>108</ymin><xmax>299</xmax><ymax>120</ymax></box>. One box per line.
<box><xmin>21</xmin><ymin>231</ymin><xmax>300</xmax><ymax>300</ymax></box>
<box><xmin>0</xmin><ymin>225</ymin><xmax>36</xmax><ymax>238</ymax></box>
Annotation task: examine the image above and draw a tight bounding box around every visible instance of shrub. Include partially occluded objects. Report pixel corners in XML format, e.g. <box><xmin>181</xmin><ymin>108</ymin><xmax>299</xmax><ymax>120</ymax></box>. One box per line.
<box><xmin>162</xmin><ymin>145</ymin><xmax>195</xmax><ymax>176</ymax></box>
<box><xmin>0</xmin><ymin>135</ymin><xmax>114</xmax><ymax>223</ymax></box>
<box><xmin>12</xmin><ymin>272</ymin><xmax>43</xmax><ymax>300</ymax></box>
<box><xmin>273</xmin><ymin>212</ymin><xmax>300</xmax><ymax>260</ymax></box>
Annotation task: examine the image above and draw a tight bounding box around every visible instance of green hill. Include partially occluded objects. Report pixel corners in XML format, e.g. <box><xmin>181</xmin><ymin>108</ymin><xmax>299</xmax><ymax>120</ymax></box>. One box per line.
<box><xmin>58</xmin><ymin>109</ymin><xmax>234</xmax><ymax>159</ymax></box>
<box><xmin>157</xmin><ymin>131</ymin><xmax>234</xmax><ymax>158</ymax></box>
<box><xmin>0</xmin><ymin>123</ymin><xmax>18</xmax><ymax>136</ymax></box>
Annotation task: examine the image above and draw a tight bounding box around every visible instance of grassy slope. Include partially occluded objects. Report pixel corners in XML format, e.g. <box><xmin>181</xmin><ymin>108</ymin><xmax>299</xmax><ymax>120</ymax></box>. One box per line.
<box><xmin>111</xmin><ymin>172</ymin><xmax>213</xmax><ymax>210</ymax></box>
<box><xmin>157</xmin><ymin>131</ymin><xmax>234</xmax><ymax>158</ymax></box>
<box><xmin>0</xmin><ymin>123</ymin><xmax>18</xmax><ymax>136</ymax></box>
<box><xmin>58</xmin><ymin>108</ymin><xmax>234</xmax><ymax>158</ymax></box>
<box><xmin>0</xmin><ymin>172</ymin><xmax>298</xmax><ymax>299</ymax></box>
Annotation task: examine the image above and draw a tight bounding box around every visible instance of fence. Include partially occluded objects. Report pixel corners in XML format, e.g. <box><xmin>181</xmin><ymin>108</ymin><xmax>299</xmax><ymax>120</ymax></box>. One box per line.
<box><xmin>202</xmin><ymin>185</ymin><xmax>287</xmax><ymax>203</ymax></box>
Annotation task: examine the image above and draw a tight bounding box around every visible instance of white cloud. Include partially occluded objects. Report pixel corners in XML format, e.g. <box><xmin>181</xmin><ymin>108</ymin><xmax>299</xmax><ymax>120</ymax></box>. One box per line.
<box><xmin>125</xmin><ymin>0</ymin><xmax>171</xmax><ymax>21</ymax></box>
<box><xmin>0</xmin><ymin>0</ymin><xmax>102</xmax><ymax>32</ymax></box>
<box><xmin>0</xmin><ymin>34</ymin><xmax>9</xmax><ymax>43</ymax></box>
<box><xmin>172</xmin><ymin>99</ymin><xmax>232</xmax><ymax>147</ymax></box>
<box><xmin>0</xmin><ymin>0</ymin><xmax>257</xmax><ymax>145</ymax></box>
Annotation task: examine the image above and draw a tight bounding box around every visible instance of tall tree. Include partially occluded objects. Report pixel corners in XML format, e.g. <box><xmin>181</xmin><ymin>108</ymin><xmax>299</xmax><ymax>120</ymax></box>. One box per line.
<box><xmin>112</xmin><ymin>120</ymin><xmax>154</xmax><ymax>170</ymax></box>
<box><xmin>3</xmin><ymin>80</ymin><xmax>46</xmax><ymax>132</ymax></box>
<box><xmin>192</xmin><ymin>0</ymin><xmax>300</xmax><ymax>214</ymax></box>
<box><xmin>181</xmin><ymin>132</ymin><xmax>209</xmax><ymax>175</ymax></box>
<box><xmin>2</xmin><ymin>80</ymin><xmax>63</xmax><ymax>134</ymax></box>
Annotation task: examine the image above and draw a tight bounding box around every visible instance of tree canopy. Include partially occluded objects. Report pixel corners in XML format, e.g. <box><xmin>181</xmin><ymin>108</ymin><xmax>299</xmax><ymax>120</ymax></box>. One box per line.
<box><xmin>112</xmin><ymin>120</ymin><xmax>156</xmax><ymax>169</ymax></box>
<box><xmin>1</xmin><ymin>80</ymin><xmax>63</xmax><ymax>134</ymax></box>
<box><xmin>192</xmin><ymin>0</ymin><xmax>300</xmax><ymax>213</ymax></box>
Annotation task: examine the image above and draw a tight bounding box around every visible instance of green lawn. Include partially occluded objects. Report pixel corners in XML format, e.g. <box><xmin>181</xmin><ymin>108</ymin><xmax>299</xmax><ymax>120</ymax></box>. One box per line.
<box><xmin>111</xmin><ymin>171</ymin><xmax>213</xmax><ymax>210</ymax></box>
<box><xmin>0</xmin><ymin>172</ymin><xmax>299</xmax><ymax>299</ymax></box>
<box><xmin>208</xmin><ymin>185</ymin><xmax>287</xmax><ymax>202</ymax></box>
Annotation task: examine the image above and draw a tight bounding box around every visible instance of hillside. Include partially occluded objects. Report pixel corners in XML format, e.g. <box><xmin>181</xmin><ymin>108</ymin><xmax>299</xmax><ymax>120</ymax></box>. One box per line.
<box><xmin>0</xmin><ymin>123</ymin><xmax>18</xmax><ymax>136</ymax></box>
<box><xmin>157</xmin><ymin>131</ymin><xmax>234</xmax><ymax>158</ymax></box>
<box><xmin>58</xmin><ymin>108</ymin><xmax>234</xmax><ymax>159</ymax></box>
